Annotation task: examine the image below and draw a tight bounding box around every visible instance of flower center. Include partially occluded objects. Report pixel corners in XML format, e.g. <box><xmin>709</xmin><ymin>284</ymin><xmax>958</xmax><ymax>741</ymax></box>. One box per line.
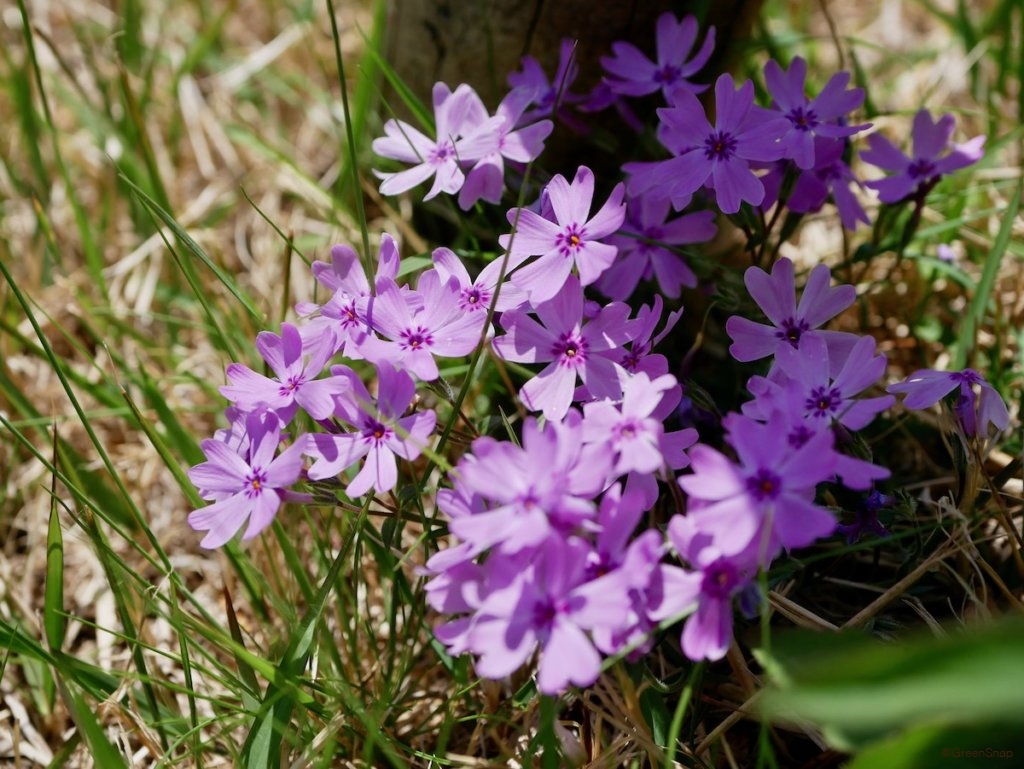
<box><xmin>908</xmin><ymin>158</ymin><xmax>936</xmax><ymax>180</ymax></box>
<box><xmin>553</xmin><ymin>332</ymin><xmax>588</xmax><ymax>366</ymax></box>
<box><xmin>951</xmin><ymin>369</ymin><xmax>982</xmax><ymax>386</ymax></box>
<box><xmin>363</xmin><ymin>418</ymin><xmax>391</xmax><ymax>444</ymax></box>
<box><xmin>775</xmin><ymin>318</ymin><xmax>810</xmax><ymax>347</ymax></box>
<box><xmin>400</xmin><ymin>326</ymin><xmax>434</xmax><ymax>350</ymax></box>
<box><xmin>278</xmin><ymin>374</ymin><xmax>304</xmax><ymax>397</ymax></box>
<box><xmin>787</xmin><ymin>424</ymin><xmax>815</xmax><ymax>449</ymax></box>
<box><xmin>653</xmin><ymin>64</ymin><xmax>682</xmax><ymax>85</ymax></box>
<box><xmin>245</xmin><ymin>469</ymin><xmax>267</xmax><ymax>497</ymax></box>
<box><xmin>806</xmin><ymin>385</ymin><xmax>843</xmax><ymax>418</ymax></box>
<box><xmin>701</xmin><ymin>559</ymin><xmax>741</xmax><ymax>600</ymax></box>
<box><xmin>746</xmin><ymin>468</ymin><xmax>782</xmax><ymax>501</ymax></box>
<box><xmin>703</xmin><ymin>130</ymin><xmax>737</xmax><ymax>161</ymax></box>
<box><xmin>556</xmin><ymin>224</ymin><xmax>586</xmax><ymax>256</ymax></box>
<box><xmin>429</xmin><ymin>141</ymin><xmax>455</xmax><ymax>165</ymax></box>
<box><xmin>787</xmin><ymin>106</ymin><xmax>819</xmax><ymax>131</ymax></box>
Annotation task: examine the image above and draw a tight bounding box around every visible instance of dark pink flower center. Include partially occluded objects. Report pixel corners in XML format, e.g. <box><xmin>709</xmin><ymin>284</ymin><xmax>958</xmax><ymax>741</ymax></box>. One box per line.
<box><xmin>461</xmin><ymin>286</ymin><xmax>490</xmax><ymax>312</ymax></box>
<box><xmin>556</xmin><ymin>224</ymin><xmax>586</xmax><ymax>257</ymax></box>
<box><xmin>363</xmin><ymin>418</ymin><xmax>392</xmax><ymax>444</ymax></box>
<box><xmin>278</xmin><ymin>374</ymin><xmax>305</xmax><ymax>397</ymax></box>
<box><xmin>430</xmin><ymin>141</ymin><xmax>455</xmax><ymax>164</ymax></box>
<box><xmin>788</xmin><ymin>424</ymin><xmax>815</xmax><ymax>449</ymax></box>
<box><xmin>654</xmin><ymin>64</ymin><xmax>682</xmax><ymax>85</ymax></box>
<box><xmin>245</xmin><ymin>468</ymin><xmax>268</xmax><ymax>498</ymax></box>
<box><xmin>400</xmin><ymin>326</ymin><xmax>434</xmax><ymax>350</ymax></box>
<box><xmin>908</xmin><ymin>158</ymin><xmax>936</xmax><ymax>180</ymax></box>
<box><xmin>553</xmin><ymin>332</ymin><xmax>588</xmax><ymax>366</ymax></box>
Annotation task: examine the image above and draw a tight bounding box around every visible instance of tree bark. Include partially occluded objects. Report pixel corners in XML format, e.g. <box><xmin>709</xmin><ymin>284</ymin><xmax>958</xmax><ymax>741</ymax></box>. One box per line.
<box><xmin>384</xmin><ymin>0</ymin><xmax>765</xmax><ymax>109</ymax></box>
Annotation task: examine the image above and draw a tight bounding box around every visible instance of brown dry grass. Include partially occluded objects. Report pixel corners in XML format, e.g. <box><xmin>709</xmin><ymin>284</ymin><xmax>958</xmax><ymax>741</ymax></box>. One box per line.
<box><xmin>0</xmin><ymin>0</ymin><xmax>1021</xmax><ymax>767</ymax></box>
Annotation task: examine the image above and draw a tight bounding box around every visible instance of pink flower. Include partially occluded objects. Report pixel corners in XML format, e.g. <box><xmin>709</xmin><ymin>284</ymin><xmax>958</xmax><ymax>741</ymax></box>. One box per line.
<box><xmin>500</xmin><ymin>166</ymin><xmax>626</xmax><ymax>303</ymax></box>
<box><xmin>492</xmin><ymin>275</ymin><xmax>636</xmax><ymax>420</ymax></box>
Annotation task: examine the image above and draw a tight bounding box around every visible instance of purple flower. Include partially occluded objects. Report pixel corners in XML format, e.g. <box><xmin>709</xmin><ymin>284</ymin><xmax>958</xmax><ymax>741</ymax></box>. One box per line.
<box><xmin>444</xmin><ymin>411</ymin><xmax>610</xmax><ymax>555</ymax></box>
<box><xmin>764</xmin><ymin>57</ymin><xmax>868</xmax><ymax>170</ymax></box>
<box><xmin>678</xmin><ymin>411</ymin><xmax>838</xmax><ymax>560</ymax></box>
<box><xmin>372</xmin><ymin>83</ymin><xmax>494</xmax><ymax>200</ymax></box>
<box><xmin>861</xmin><ymin>109</ymin><xmax>985</xmax><ymax>203</ymax></box>
<box><xmin>600</xmin><ymin>13</ymin><xmax>715</xmax><ymax>101</ymax></box>
<box><xmin>492</xmin><ymin>275</ymin><xmax>635</xmax><ymax>420</ymax></box>
<box><xmin>501</xmin><ymin>166</ymin><xmax>626</xmax><ymax>303</ymax></box>
<box><xmin>358</xmin><ymin>271</ymin><xmax>488</xmax><ymax>381</ymax></box>
<box><xmin>581</xmin><ymin>372</ymin><xmax>672</xmax><ymax>475</ymax></box>
<box><xmin>595</xmin><ymin>194</ymin><xmax>717</xmax><ymax>301</ymax></box>
<box><xmin>837</xmin><ymin>489</ymin><xmax>894</xmax><ymax>544</ymax></box>
<box><xmin>298</xmin><ymin>236</ymin><xmax>402</xmax><ymax>356</ymax></box>
<box><xmin>761</xmin><ymin>137</ymin><xmax>871</xmax><ymax>230</ymax></box>
<box><xmin>508</xmin><ymin>39</ymin><xmax>588</xmax><ymax>130</ymax></box>
<box><xmin>648</xmin><ymin>514</ymin><xmax>761</xmax><ymax>662</ymax></box>
<box><xmin>220</xmin><ymin>322</ymin><xmax>349</xmax><ymax>422</ymax></box>
<box><xmin>725</xmin><ymin>257</ymin><xmax>858</xmax><ymax>369</ymax></box>
<box><xmin>770</xmin><ymin>334</ymin><xmax>895</xmax><ymax>431</ymax></box>
<box><xmin>456</xmin><ymin>88</ymin><xmax>553</xmax><ymax>210</ymax></box>
<box><xmin>305</xmin><ymin>363</ymin><xmax>436</xmax><ymax>497</ymax></box>
<box><xmin>431</xmin><ymin>246</ymin><xmax>526</xmax><ymax>314</ymax></box>
<box><xmin>468</xmin><ymin>535</ymin><xmax>632</xmax><ymax>694</ymax></box>
<box><xmin>887</xmin><ymin>368</ymin><xmax>1009</xmax><ymax>437</ymax></box>
<box><xmin>187</xmin><ymin>413</ymin><xmax>307</xmax><ymax>548</ymax></box>
<box><xmin>626</xmin><ymin>74</ymin><xmax>789</xmax><ymax>214</ymax></box>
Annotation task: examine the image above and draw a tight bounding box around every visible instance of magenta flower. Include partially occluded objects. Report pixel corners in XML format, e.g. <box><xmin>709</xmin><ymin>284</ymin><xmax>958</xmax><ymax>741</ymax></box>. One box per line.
<box><xmin>600</xmin><ymin>13</ymin><xmax>715</xmax><ymax>101</ymax></box>
<box><xmin>861</xmin><ymin>109</ymin><xmax>985</xmax><ymax>203</ymax></box>
<box><xmin>725</xmin><ymin>257</ymin><xmax>858</xmax><ymax>368</ymax></box>
<box><xmin>627</xmin><ymin>74</ymin><xmax>789</xmax><ymax>214</ymax></box>
<box><xmin>372</xmin><ymin>83</ymin><xmax>493</xmax><ymax>200</ymax></box>
<box><xmin>595</xmin><ymin>194</ymin><xmax>716</xmax><ymax>301</ymax></box>
<box><xmin>305</xmin><ymin>363</ymin><xmax>436</xmax><ymax>497</ymax></box>
<box><xmin>187</xmin><ymin>413</ymin><xmax>307</xmax><ymax>548</ymax></box>
<box><xmin>492</xmin><ymin>275</ymin><xmax>636</xmax><ymax>420</ymax></box>
<box><xmin>887</xmin><ymin>368</ymin><xmax>1009</xmax><ymax>437</ymax></box>
<box><xmin>298</xmin><ymin>236</ymin><xmax>402</xmax><ymax>357</ymax></box>
<box><xmin>220</xmin><ymin>322</ymin><xmax>349</xmax><ymax>423</ymax></box>
<box><xmin>431</xmin><ymin>246</ymin><xmax>526</xmax><ymax>314</ymax></box>
<box><xmin>764</xmin><ymin>56</ymin><xmax>868</xmax><ymax>170</ymax></box>
<box><xmin>358</xmin><ymin>272</ymin><xmax>488</xmax><ymax>381</ymax></box>
<box><xmin>582</xmin><ymin>372</ymin><xmax>683</xmax><ymax>476</ymax></box>
<box><xmin>500</xmin><ymin>166</ymin><xmax>626</xmax><ymax>303</ymax></box>
<box><xmin>445</xmin><ymin>412</ymin><xmax>610</xmax><ymax>556</ymax></box>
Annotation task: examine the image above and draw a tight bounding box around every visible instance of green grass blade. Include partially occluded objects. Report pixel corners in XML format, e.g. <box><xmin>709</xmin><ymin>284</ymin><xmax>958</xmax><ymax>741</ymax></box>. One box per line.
<box><xmin>44</xmin><ymin>450</ymin><xmax>66</xmax><ymax>652</ymax></box>
<box><xmin>955</xmin><ymin>180</ymin><xmax>1021</xmax><ymax>367</ymax></box>
<box><xmin>119</xmin><ymin>173</ymin><xmax>263</xmax><ymax>325</ymax></box>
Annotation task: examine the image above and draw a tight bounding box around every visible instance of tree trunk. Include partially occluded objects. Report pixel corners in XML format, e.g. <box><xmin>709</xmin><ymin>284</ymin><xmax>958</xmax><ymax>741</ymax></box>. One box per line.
<box><xmin>384</xmin><ymin>0</ymin><xmax>765</xmax><ymax>109</ymax></box>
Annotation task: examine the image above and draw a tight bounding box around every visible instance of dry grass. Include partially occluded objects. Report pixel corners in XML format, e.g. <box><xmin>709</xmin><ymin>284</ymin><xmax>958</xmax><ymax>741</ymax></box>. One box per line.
<box><xmin>0</xmin><ymin>0</ymin><xmax>1021</xmax><ymax>766</ymax></box>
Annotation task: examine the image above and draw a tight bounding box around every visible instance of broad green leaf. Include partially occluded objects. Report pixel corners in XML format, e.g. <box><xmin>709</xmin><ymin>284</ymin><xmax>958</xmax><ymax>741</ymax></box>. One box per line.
<box><xmin>761</xmin><ymin>619</ymin><xmax>1024</xmax><ymax>751</ymax></box>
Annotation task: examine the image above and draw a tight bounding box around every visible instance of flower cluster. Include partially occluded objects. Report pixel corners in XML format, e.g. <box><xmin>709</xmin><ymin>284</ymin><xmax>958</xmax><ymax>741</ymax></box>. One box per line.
<box><xmin>185</xmin><ymin>11</ymin><xmax>1009</xmax><ymax>699</ymax></box>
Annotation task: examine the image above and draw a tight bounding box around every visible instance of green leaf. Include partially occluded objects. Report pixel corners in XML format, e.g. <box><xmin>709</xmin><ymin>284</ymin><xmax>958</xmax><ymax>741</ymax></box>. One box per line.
<box><xmin>761</xmin><ymin>618</ymin><xmax>1024</xmax><ymax>751</ymax></box>
<box><xmin>848</xmin><ymin>721</ymin><xmax>1024</xmax><ymax>769</ymax></box>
